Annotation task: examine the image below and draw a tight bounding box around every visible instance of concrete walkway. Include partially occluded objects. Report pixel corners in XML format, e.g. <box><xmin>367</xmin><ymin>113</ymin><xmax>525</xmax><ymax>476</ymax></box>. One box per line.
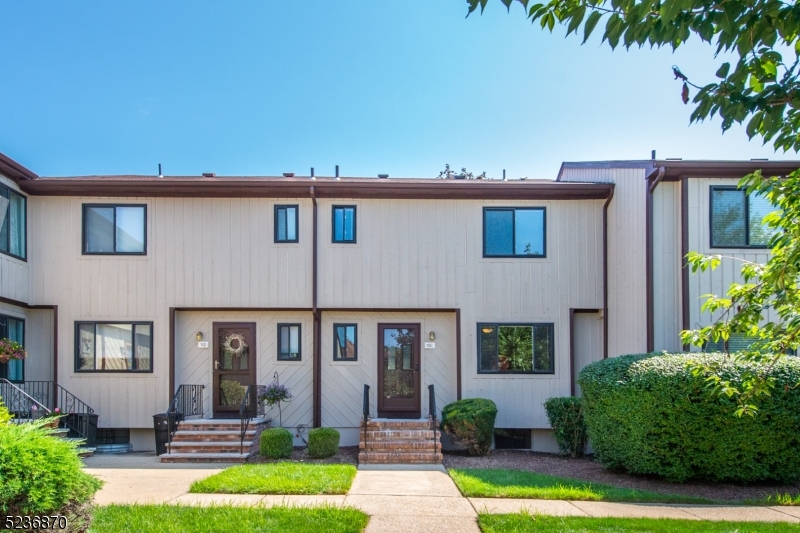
<box><xmin>83</xmin><ymin>454</ymin><xmax>800</xmax><ymax>531</ymax></box>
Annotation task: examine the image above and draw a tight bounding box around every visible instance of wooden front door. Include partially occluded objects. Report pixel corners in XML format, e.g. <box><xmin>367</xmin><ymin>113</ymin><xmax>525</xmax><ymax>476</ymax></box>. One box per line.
<box><xmin>212</xmin><ymin>323</ymin><xmax>257</xmax><ymax>418</ymax></box>
<box><xmin>377</xmin><ymin>323</ymin><xmax>421</xmax><ymax>418</ymax></box>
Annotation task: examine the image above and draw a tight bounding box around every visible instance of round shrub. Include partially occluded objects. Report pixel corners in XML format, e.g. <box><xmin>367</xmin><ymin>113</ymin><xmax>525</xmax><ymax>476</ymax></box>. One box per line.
<box><xmin>441</xmin><ymin>398</ymin><xmax>497</xmax><ymax>455</ymax></box>
<box><xmin>0</xmin><ymin>421</ymin><xmax>102</xmax><ymax>532</ymax></box>
<box><xmin>307</xmin><ymin>427</ymin><xmax>340</xmax><ymax>458</ymax></box>
<box><xmin>260</xmin><ymin>427</ymin><xmax>293</xmax><ymax>459</ymax></box>
<box><xmin>578</xmin><ymin>352</ymin><xmax>800</xmax><ymax>483</ymax></box>
<box><xmin>544</xmin><ymin>396</ymin><xmax>587</xmax><ymax>458</ymax></box>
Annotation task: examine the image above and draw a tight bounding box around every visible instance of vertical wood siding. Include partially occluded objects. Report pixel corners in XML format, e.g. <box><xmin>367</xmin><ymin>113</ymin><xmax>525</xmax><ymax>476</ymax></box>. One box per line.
<box><xmin>573</xmin><ymin>311</ymin><xmax>603</xmax><ymax>396</ymax></box>
<box><xmin>0</xmin><ymin>175</ymin><xmax>30</xmax><ymax>303</ymax></box>
<box><xmin>652</xmin><ymin>182</ymin><xmax>683</xmax><ymax>352</ymax></box>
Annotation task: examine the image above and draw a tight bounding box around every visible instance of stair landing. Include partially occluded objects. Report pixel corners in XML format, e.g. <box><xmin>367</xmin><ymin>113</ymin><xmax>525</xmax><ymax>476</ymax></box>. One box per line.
<box><xmin>358</xmin><ymin>418</ymin><xmax>442</xmax><ymax>465</ymax></box>
<box><xmin>160</xmin><ymin>418</ymin><xmax>270</xmax><ymax>463</ymax></box>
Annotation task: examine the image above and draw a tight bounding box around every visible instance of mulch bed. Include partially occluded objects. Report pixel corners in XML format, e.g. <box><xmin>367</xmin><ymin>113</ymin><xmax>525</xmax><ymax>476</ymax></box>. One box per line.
<box><xmin>443</xmin><ymin>450</ymin><xmax>800</xmax><ymax>503</ymax></box>
<box><xmin>248</xmin><ymin>446</ymin><xmax>359</xmax><ymax>465</ymax></box>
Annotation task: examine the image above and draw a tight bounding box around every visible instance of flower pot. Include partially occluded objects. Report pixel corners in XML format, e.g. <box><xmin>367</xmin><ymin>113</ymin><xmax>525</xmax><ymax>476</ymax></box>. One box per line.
<box><xmin>44</xmin><ymin>419</ymin><xmax>59</xmax><ymax>429</ymax></box>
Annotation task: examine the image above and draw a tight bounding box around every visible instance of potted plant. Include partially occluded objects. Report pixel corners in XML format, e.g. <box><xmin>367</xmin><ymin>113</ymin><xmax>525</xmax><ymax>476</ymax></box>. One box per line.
<box><xmin>258</xmin><ymin>380</ymin><xmax>292</xmax><ymax>427</ymax></box>
<box><xmin>0</xmin><ymin>338</ymin><xmax>26</xmax><ymax>365</ymax></box>
<box><xmin>39</xmin><ymin>407</ymin><xmax>63</xmax><ymax>429</ymax></box>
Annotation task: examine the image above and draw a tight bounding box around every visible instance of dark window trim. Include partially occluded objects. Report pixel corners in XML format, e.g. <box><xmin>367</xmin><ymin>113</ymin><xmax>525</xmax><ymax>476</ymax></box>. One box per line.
<box><xmin>0</xmin><ymin>185</ymin><xmax>27</xmax><ymax>262</ymax></box>
<box><xmin>74</xmin><ymin>321</ymin><xmax>154</xmax><ymax>373</ymax></box>
<box><xmin>274</xmin><ymin>205</ymin><xmax>299</xmax><ymax>243</ymax></box>
<box><xmin>0</xmin><ymin>314</ymin><xmax>25</xmax><ymax>382</ymax></box>
<box><xmin>709</xmin><ymin>186</ymin><xmax>770</xmax><ymax>249</ymax></box>
<box><xmin>276</xmin><ymin>323</ymin><xmax>302</xmax><ymax>361</ymax></box>
<box><xmin>476</xmin><ymin>322</ymin><xmax>555</xmax><ymax>375</ymax></box>
<box><xmin>333</xmin><ymin>323</ymin><xmax>358</xmax><ymax>361</ymax></box>
<box><xmin>332</xmin><ymin>205</ymin><xmax>357</xmax><ymax>244</ymax></box>
<box><xmin>82</xmin><ymin>204</ymin><xmax>148</xmax><ymax>256</ymax></box>
<box><xmin>482</xmin><ymin>207</ymin><xmax>547</xmax><ymax>258</ymax></box>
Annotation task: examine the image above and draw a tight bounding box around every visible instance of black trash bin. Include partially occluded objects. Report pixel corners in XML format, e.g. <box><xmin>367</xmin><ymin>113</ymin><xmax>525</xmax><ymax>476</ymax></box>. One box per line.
<box><xmin>65</xmin><ymin>413</ymin><xmax>100</xmax><ymax>448</ymax></box>
<box><xmin>153</xmin><ymin>413</ymin><xmax>184</xmax><ymax>456</ymax></box>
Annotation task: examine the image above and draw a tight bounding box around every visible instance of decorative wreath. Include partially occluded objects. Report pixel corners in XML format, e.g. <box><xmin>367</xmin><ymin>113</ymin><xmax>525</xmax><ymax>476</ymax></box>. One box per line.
<box><xmin>221</xmin><ymin>333</ymin><xmax>248</xmax><ymax>357</ymax></box>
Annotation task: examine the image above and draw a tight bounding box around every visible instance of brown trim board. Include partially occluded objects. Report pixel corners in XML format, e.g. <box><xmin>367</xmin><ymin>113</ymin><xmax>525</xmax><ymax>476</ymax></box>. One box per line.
<box><xmin>602</xmin><ymin>185</ymin><xmax>615</xmax><ymax>359</ymax></box>
<box><xmin>645</xmin><ymin>166</ymin><xmax>665</xmax><ymax>353</ymax></box>
<box><xmin>311</xmin><ymin>186</ymin><xmax>321</xmax><ymax>427</ymax></box>
<box><xmin>169</xmin><ymin>307</ymin><xmax>176</xmax><ymax>402</ymax></box>
<box><xmin>455</xmin><ymin>309</ymin><xmax>462</xmax><ymax>401</ymax></box>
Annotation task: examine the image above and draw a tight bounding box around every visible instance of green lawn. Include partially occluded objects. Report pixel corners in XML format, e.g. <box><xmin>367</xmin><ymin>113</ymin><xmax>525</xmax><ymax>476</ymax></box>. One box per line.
<box><xmin>189</xmin><ymin>463</ymin><xmax>358</xmax><ymax>495</ymax></box>
<box><xmin>89</xmin><ymin>504</ymin><xmax>368</xmax><ymax>533</ymax></box>
<box><xmin>478</xmin><ymin>513</ymin><xmax>800</xmax><ymax>533</ymax></box>
<box><xmin>450</xmin><ymin>469</ymin><xmax>712</xmax><ymax>504</ymax></box>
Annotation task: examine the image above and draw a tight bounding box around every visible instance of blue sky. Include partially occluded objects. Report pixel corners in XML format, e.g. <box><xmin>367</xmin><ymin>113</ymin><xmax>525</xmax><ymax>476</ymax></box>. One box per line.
<box><xmin>0</xmin><ymin>2</ymin><xmax>790</xmax><ymax>179</ymax></box>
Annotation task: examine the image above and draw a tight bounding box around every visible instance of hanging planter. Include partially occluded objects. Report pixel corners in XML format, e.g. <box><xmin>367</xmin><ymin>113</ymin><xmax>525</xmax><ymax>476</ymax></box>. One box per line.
<box><xmin>0</xmin><ymin>338</ymin><xmax>26</xmax><ymax>365</ymax></box>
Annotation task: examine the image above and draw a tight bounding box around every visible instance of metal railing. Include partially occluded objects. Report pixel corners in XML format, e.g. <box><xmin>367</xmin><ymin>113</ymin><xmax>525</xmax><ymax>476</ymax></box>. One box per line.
<box><xmin>362</xmin><ymin>384</ymin><xmax>370</xmax><ymax>463</ymax></box>
<box><xmin>428</xmin><ymin>384</ymin><xmax>437</xmax><ymax>453</ymax></box>
<box><xmin>0</xmin><ymin>379</ymin><xmax>51</xmax><ymax>422</ymax></box>
<box><xmin>239</xmin><ymin>384</ymin><xmax>259</xmax><ymax>453</ymax></box>
<box><xmin>166</xmin><ymin>384</ymin><xmax>204</xmax><ymax>454</ymax></box>
<box><xmin>17</xmin><ymin>381</ymin><xmax>95</xmax><ymax>441</ymax></box>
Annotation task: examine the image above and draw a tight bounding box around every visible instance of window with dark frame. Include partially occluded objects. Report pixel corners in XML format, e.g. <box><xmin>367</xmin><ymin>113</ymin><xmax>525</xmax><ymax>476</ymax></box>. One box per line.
<box><xmin>0</xmin><ymin>184</ymin><xmax>26</xmax><ymax>261</ymax></box>
<box><xmin>483</xmin><ymin>207</ymin><xmax>546</xmax><ymax>258</ymax></box>
<box><xmin>0</xmin><ymin>314</ymin><xmax>25</xmax><ymax>382</ymax></box>
<box><xmin>75</xmin><ymin>322</ymin><xmax>153</xmax><ymax>372</ymax></box>
<box><xmin>710</xmin><ymin>186</ymin><xmax>776</xmax><ymax>248</ymax></box>
<box><xmin>83</xmin><ymin>204</ymin><xmax>146</xmax><ymax>255</ymax></box>
<box><xmin>333</xmin><ymin>324</ymin><xmax>357</xmax><ymax>361</ymax></box>
<box><xmin>277</xmin><ymin>323</ymin><xmax>301</xmax><ymax>361</ymax></box>
<box><xmin>274</xmin><ymin>205</ymin><xmax>299</xmax><ymax>243</ymax></box>
<box><xmin>478</xmin><ymin>323</ymin><xmax>554</xmax><ymax>374</ymax></box>
<box><xmin>332</xmin><ymin>206</ymin><xmax>356</xmax><ymax>243</ymax></box>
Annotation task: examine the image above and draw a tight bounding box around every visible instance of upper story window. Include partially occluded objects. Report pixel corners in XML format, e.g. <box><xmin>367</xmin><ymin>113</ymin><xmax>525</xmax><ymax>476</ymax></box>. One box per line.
<box><xmin>483</xmin><ymin>207</ymin><xmax>546</xmax><ymax>258</ymax></box>
<box><xmin>710</xmin><ymin>186</ymin><xmax>776</xmax><ymax>248</ymax></box>
<box><xmin>277</xmin><ymin>324</ymin><xmax>301</xmax><ymax>361</ymax></box>
<box><xmin>83</xmin><ymin>204</ymin><xmax>146</xmax><ymax>255</ymax></box>
<box><xmin>478</xmin><ymin>323</ymin><xmax>554</xmax><ymax>374</ymax></box>
<box><xmin>274</xmin><ymin>205</ymin><xmax>299</xmax><ymax>243</ymax></box>
<box><xmin>333</xmin><ymin>324</ymin><xmax>357</xmax><ymax>361</ymax></box>
<box><xmin>0</xmin><ymin>314</ymin><xmax>25</xmax><ymax>382</ymax></box>
<box><xmin>76</xmin><ymin>321</ymin><xmax>153</xmax><ymax>372</ymax></box>
<box><xmin>332</xmin><ymin>206</ymin><xmax>356</xmax><ymax>243</ymax></box>
<box><xmin>0</xmin><ymin>184</ymin><xmax>26</xmax><ymax>260</ymax></box>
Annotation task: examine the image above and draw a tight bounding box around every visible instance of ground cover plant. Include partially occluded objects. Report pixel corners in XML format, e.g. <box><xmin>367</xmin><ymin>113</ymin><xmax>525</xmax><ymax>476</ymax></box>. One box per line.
<box><xmin>478</xmin><ymin>513</ymin><xmax>800</xmax><ymax>533</ymax></box>
<box><xmin>579</xmin><ymin>353</ymin><xmax>800</xmax><ymax>483</ymax></box>
<box><xmin>89</xmin><ymin>504</ymin><xmax>368</xmax><ymax>533</ymax></box>
<box><xmin>441</xmin><ymin>398</ymin><xmax>497</xmax><ymax>455</ymax></box>
<box><xmin>450</xmin><ymin>469</ymin><xmax>711</xmax><ymax>504</ymax></box>
<box><xmin>189</xmin><ymin>463</ymin><xmax>357</xmax><ymax>494</ymax></box>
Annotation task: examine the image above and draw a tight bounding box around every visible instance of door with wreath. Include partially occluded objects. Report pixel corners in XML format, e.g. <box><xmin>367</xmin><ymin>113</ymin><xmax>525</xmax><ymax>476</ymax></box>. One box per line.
<box><xmin>212</xmin><ymin>323</ymin><xmax>257</xmax><ymax>418</ymax></box>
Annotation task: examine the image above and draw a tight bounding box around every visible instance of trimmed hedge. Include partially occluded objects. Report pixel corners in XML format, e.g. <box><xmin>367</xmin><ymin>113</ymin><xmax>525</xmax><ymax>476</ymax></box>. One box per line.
<box><xmin>578</xmin><ymin>352</ymin><xmax>800</xmax><ymax>483</ymax></box>
<box><xmin>260</xmin><ymin>428</ymin><xmax>293</xmax><ymax>459</ymax></box>
<box><xmin>0</xmin><ymin>421</ymin><xmax>102</xmax><ymax>531</ymax></box>
<box><xmin>441</xmin><ymin>398</ymin><xmax>498</xmax><ymax>456</ymax></box>
<box><xmin>307</xmin><ymin>428</ymin><xmax>340</xmax><ymax>458</ymax></box>
<box><xmin>544</xmin><ymin>397</ymin><xmax>587</xmax><ymax>458</ymax></box>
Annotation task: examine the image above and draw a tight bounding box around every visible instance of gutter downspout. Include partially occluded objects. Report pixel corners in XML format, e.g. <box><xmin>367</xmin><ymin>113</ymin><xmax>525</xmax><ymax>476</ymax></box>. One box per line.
<box><xmin>311</xmin><ymin>187</ymin><xmax>321</xmax><ymax>428</ymax></box>
<box><xmin>602</xmin><ymin>185</ymin><xmax>615</xmax><ymax>359</ymax></box>
<box><xmin>680</xmin><ymin>176</ymin><xmax>690</xmax><ymax>350</ymax></box>
<box><xmin>645</xmin><ymin>166</ymin><xmax>665</xmax><ymax>353</ymax></box>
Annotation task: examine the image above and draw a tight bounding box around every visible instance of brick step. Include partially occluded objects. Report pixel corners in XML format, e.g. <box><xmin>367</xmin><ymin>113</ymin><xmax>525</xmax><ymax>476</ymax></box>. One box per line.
<box><xmin>177</xmin><ymin>419</ymin><xmax>270</xmax><ymax>432</ymax></box>
<box><xmin>362</xmin><ymin>430</ymin><xmax>439</xmax><ymax>440</ymax></box>
<box><xmin>366</xmin><ymin>420</ymin><xmax>432</xmax><ymax>430</ymax></box>
<box><xmin>172</xmin><ymin>430</ymin><xmax>256</xmax><ymax>442</ymax></box>
<box><xmin>168</xmin><ymin>441</ymin><xmax>253</xmax><ymax>454</ymax></box>
<box><xmin>160</xmin><ymin>452</ymin><xmax>248</xmax><ymax>464</ymax></box>
<box><xmin>359</xmin><ymin>440</ymin><xmax>441</xmax><ymax>452</ymax></box>
<box><xmin>358</xmin><ymin>452</ymin><xmax>443</xmax><ymax>464</ymax></box>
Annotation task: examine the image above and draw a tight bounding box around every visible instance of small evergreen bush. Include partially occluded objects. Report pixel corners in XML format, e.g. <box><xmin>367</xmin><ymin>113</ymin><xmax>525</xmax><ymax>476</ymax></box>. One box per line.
<box><xmin>260</xmin><ymin>427</ymin><xmax>293</xmax><ymax>459</ymax></box>
<box><xmin>307</xmin><ymin>427</ymin><xmax>340</xmax><ymax>458</ymax></box>
<box><xmin>579</xmin><ymin>352</ymin><xmax>800</xmax><ymax>483</ymax></box>
<box><xmin>544</xmin><ymin>396</ymin><xmax>587</xmax><ymax>458</ymax></box>
<box><xmin>441</xmin><ymin>398</ymin><xmax>497</xmax><ymax>455</ymax></box>
<box><xmin>0</xmin><ymin>399</ymin><xmax>12</xmax><ymax>425</ymax></box>
<box><xmin>0</xmin><ymin>421</ymin><xmax>102</xmax><ymax>532</ymax></box>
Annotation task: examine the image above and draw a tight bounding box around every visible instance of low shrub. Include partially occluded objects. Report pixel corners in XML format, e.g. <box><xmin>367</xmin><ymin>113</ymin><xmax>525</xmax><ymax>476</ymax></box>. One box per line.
<box><xmin>307</xmin><ymin>427</ymin><xmax>340</xmax><ymax>459</ymax></box>
<box><xmin>0</xmin><ymin>399</ymin><xmax>11</xmax><ymax>425</ymax></box>
<box><xmin>441</xmin><ymin>398</ymin><xmax>498</xmax><ymax>455</ymax></box>
<box><xmin>260</xmin><ymin>427</ymin><xmax>293</xmax><ymax>459</ymax></box>
<box><xmin>0</xmin><ymin>421</ymin><xmax>102</xmax><ymax>532</ymax></box>
<box><xmin>544</xmin><ymin>397</ymin><xmax>587</xmax><ymax>458</ymax></box>
<box><xmin>579</xmin><ymin>353</ymin><xmax>800</xmax><ymax>483</ymax></box>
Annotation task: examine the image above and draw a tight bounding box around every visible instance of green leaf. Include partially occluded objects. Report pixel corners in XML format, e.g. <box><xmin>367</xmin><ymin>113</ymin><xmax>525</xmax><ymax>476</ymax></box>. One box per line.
<box><xmin>716</xmin><ymin>62</ymin><xmax>730</xmax><ymax>79</ymax></box>
<box><xmin>659</xmin><ymin>0</ymin><xmax>683</xmax><ymax>24</ymax></box>
<box><xmin>749</xmin><ymin>74</ymin><xmax>764</xmax><ymax>93</ymax></box>
<box><xmin>566</xmin><ymin>6</ymin><xmax>586</xmax><ymax>36</ymax></box>
<box><xmin>582</xmin><ymin>11</ymin><xmax>602</xmax><ymax>44</ymax></box>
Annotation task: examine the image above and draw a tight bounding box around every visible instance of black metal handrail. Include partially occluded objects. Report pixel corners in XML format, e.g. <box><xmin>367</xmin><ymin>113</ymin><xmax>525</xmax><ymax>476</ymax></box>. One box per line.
<box><xmin>0</xmin><ymin>379</ymin><xmax>51</xmax><ymax>422</ymax></box>
<box><xmin>18</xmin><ymin>381</ymin><xmax>94</xmax><ymax>441</ymax></box>
<box><xmin>362</xmin><ymin>384</ymin><xmax>370</xmax><ymax>464</ymax></box>
<box><xmin>239</xmin><ymin>384</ymin><xmax>258</xmax><ymax>453</ymax></box>
<box><xmin>166</xmin><ymin>384</ymin><xmax>204</xmax><ymax>454</ymax></box>
<box><xmin>428</xmin><ymin>384</ymin><xmax>437</xmax><ymax>454</ymax></box>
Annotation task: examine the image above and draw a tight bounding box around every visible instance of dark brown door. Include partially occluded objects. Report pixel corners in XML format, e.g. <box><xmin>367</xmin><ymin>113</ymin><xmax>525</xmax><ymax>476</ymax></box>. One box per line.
<box><xmin>212</xmin><ymin>323</ymin><xmax>257</xmax><ymax>418</ymax></box>
<box><xmin>377</xmin><ymin>323</ymin><xmax>421</xmax><ymax>418</ymax></box>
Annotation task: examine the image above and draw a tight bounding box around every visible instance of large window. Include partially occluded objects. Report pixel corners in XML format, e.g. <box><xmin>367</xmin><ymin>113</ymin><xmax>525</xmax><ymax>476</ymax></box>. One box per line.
<box><xmin>333</xmin><ymin>324</ymin><xmax>357</xmax><ymax>361</ymax></box>
<box><xmin>277</xmin><ymin>324</ymin><xmax>301</xmax><ymax>361</ymax></box>
<box><xmin>332</xmin><ymin>206</ymin><xmax>356</xmax><ymax>243</ymax></box>
<box><xmin>478</xmin><ymin>323</ymin><xmax>554</xmax><ymax>374</ymax></box>
<box><xmin>710</xmin><ymin>187</ymin><xmax>776</xmax><ymax>248</ymax></box>
<box><xmin>75</xmin><ymin>322</ymin><xmax>153</xmax><ymax>372</ymax></box>
<box><xmin>274</xmin><ymin>205</ymin><xmax>299</xmax><ymax>243</ymax></box>
<box><xmin>0</xmin><ymin>315</ymin><xmax>25</xmax><ymax>382</ymax></box>
<box><xmin>83</xmin><ymin>204</ymin><xmax>146</xmax><ymax>255</ymax></box>
<box><xmin>0</xmin><ymin>184</ymin><xmax>26</xmax><ymax>260</ymax></box>
<box><xmin>483</xmin><ymin>207</ymin><xmax>546</xmax><ymax>258</ymax></box>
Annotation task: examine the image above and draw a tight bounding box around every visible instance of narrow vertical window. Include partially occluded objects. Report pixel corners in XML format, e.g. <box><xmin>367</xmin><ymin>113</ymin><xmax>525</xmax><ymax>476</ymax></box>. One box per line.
<box><xmin>274</xmin><ymin>205</ymin><xmax>299</xmax><ymax>243</ymax></box>
<box><xmin>332</xmin><ymin>206</ymin><xmax>357</xmax><ymax>243</ymax></box>
<box><xmin>277</xmin><ymin>324</ymin><xmax>301</xmax><ymax>360</ymax></box>
<box><xmin>0</xmin><ymin>315</ymin><xmax>25</xmax><ymax>382</ymax></box>
<box><xmin>0</xmin><ymin>186</ymin><xmax>26</xmax><ymax>260</ymax></box>
<box><xmin>333</xmin><ymin>324</ymin><xmax>358</xmax><ymax>360</ymax></box>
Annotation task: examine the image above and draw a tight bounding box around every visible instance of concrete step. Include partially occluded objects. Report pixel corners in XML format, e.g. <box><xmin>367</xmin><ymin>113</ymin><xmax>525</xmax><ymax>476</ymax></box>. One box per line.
<box><xmin>363</xmin><ymin>430</ymin><xmax>439</xmax><ymax>440</ymax></box>
<box><xmin>172</xmin><ymin>430</ymin><xmax>256</xmax><ymax>442</ymax></box>
<box><xmin>77</xmin><ymin>448</ymin><xmax>95</xmax><ymax>458</ymax></box>
<box><xmin>358</xmin><ymin>451</ymin><xmax>443</xmax><ymax>464</ymax></box>
<box><xmin>160</xmin><ymin>452</ymin><xmax>248</xmax><ymax>464</ymax></box>
<box><xmin>359</xmin><ymin>440</ymin><xmax>441</xmax><ymax>452</ymax></box>
<box><xmin>167</xmin><ymin>441</ymin><xmax>253</xmax><ymax>454</ymax></box>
